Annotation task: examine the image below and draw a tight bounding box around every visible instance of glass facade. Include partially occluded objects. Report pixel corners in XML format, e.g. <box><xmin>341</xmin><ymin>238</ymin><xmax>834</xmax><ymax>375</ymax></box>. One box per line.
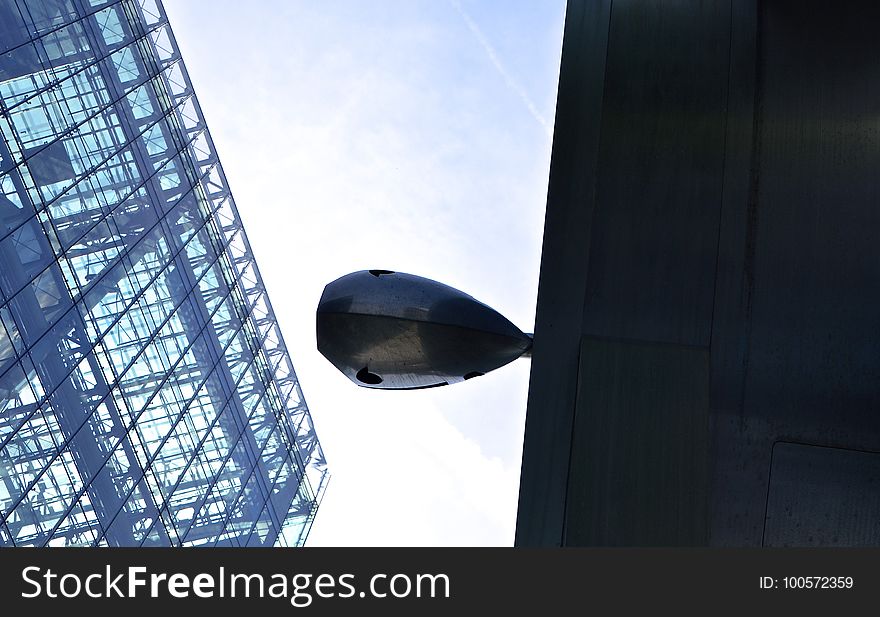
<box><xmin>0</xmin><ymin>0</ymin><xmax>328</xmax><ymax>546</ymax></box>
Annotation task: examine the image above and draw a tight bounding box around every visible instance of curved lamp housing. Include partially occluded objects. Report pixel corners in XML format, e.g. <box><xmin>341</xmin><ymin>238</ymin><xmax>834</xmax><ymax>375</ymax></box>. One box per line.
<box><xmin>316</xmin><ymin>270</ymin><xmax>532</xmax><ymax>390</ymax></box>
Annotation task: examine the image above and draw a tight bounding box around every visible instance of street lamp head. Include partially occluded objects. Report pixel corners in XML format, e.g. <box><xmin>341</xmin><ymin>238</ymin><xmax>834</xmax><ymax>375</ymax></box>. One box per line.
<box><xmin>316</xmin><ymin>270</ymin><xmax>532</xmax><ymax>390</ymax></box>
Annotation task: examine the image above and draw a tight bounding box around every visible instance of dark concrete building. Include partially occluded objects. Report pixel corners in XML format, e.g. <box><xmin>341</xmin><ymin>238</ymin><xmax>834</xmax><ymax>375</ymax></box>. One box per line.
<box><xmin>516</xmin><ymin>0</ymin><xmax>880</xmax><ymax>546</ymax></box>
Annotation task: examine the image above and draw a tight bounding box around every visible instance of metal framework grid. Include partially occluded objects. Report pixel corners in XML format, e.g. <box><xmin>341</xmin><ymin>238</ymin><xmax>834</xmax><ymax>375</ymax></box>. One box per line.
<box><xmin>0</xmin><ymin>0</ymin><xmax>328</xmax><ymax>546</ymax></box>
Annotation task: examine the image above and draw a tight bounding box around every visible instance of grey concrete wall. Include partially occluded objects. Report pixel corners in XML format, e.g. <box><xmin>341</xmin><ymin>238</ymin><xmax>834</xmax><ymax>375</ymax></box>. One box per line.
<box><xmin>516</xmin><ymin>0</ymin><xmax>880</xmax><ymax>546</ymax></box>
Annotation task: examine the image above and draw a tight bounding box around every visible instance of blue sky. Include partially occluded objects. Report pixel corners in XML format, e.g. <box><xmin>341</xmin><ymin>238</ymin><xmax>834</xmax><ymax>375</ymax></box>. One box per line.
<box><xmin>162</xmin><ymin>0</ymin><xmax>565</xmax><ymax>546</ymax></box>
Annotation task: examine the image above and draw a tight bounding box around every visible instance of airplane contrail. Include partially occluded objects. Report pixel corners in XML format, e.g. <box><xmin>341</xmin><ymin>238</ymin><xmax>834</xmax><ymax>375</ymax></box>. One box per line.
<box><xmin>449</xmin><ymin>0</ymin><xmax>553</xmax><ymax>138</ymax></box>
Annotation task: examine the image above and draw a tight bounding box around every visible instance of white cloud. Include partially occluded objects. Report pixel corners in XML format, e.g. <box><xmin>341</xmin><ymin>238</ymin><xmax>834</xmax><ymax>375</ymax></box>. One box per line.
<box><xmin>304</xmin><ymin>383</ymin><xmax>523</xmax><ymax>546</ymax></box>
<box><xmin>449</xmin><ymin>0</ymin><xmax>553</xmax><ymax>137</ymax></box>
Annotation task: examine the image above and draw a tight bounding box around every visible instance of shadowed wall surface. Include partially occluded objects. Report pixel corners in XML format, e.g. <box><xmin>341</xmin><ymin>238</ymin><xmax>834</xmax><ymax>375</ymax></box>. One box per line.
<box><xmin>517</xmin><ymin>0</ymin><xmax>880</xmax><ymax>546</ymax></box>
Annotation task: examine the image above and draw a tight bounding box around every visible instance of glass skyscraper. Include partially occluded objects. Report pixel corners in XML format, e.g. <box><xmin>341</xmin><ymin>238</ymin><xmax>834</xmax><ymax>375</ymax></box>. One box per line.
<box><xmin>0</xmin><ymin>0</ymin><xmax>327</xmax><ymax>546</ymax></box>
